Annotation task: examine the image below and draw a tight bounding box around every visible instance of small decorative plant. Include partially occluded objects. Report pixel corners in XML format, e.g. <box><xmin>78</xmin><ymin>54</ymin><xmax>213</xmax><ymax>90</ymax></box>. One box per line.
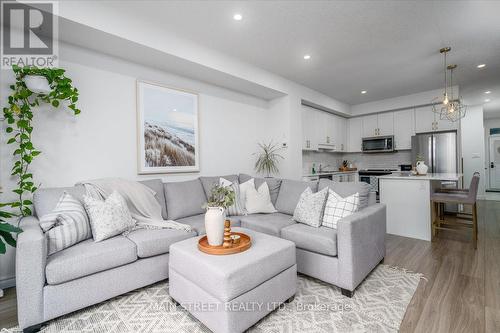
<box><xmin>0</xmin><ymin>195</ymin><xmax>22</xmax><ymax>254</ymax></box>
<box><xmin>204</xmin><ymin>185</ymin><xmax>235</xmax><ymax>209</ymax></box>
<box><xmin>254</xmin><ymin>141</ymin><xmax>284</xmax><ymax>177</ymax></box>
<box><xmin>416</xmin><ymin>154</ymin><xmax>425</xmax><ymax>162</ymax></box>
<box><xmin>0</xmin><ymin>65</ymin><xmax>81</xmax><ymax>252</ymax></box>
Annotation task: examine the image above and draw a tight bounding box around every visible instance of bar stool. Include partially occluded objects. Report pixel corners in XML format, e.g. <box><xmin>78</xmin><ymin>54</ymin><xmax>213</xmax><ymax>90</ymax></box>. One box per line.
<box><xmin>430</xmin><ymin>173</ymin><xmax>480</xmax><ymax>249</ymax></box>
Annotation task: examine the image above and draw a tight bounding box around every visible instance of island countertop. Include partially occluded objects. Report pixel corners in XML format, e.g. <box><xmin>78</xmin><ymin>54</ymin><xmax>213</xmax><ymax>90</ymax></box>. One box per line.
<box><xmin>378</xmin><ymin>172</ymin><xmax>462</xmax><ymax>181</ymax></box>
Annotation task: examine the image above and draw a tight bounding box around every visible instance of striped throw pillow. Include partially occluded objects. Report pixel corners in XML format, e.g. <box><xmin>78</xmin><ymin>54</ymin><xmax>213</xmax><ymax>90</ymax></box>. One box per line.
<box><xmin>39</xmin><ymin>192</ymin><xmax>92</xmax><ymax>255</ymax></box>
<box><xmin>219</xmin><ymin>178</ymin><xmax>245</xmax><ymax>216</ymax></box>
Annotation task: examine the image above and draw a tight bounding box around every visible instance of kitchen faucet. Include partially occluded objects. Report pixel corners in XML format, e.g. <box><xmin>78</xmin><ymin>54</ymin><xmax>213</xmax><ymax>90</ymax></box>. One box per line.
<box><xmin>319</xmin><ymin>164</ymin><xmax>332</xmax><ymax>173</ymax></box>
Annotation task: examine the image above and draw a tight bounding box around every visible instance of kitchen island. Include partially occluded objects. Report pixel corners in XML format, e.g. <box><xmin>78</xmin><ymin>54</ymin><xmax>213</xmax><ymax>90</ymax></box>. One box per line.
<box><xmin>379</xmin><ymin>173</ymin><xmax>462</xmax><ymax>241</ymax></box>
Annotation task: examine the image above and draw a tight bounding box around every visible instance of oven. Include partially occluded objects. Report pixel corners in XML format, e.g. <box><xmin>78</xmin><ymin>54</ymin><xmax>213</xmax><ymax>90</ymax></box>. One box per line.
<box><xmin>358</xmin><ymin>169</ymin><xmax>395</xmax><ymax>200</ymax></box>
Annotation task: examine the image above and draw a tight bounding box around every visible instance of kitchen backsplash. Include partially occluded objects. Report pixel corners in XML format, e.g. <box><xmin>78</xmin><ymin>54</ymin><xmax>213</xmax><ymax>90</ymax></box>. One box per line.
<box><xmin>302</xmin><ymin>150</ymin><xmax>412</xmax><ymax>174</ymax></box>
<box><xmin>302</xmin><ymin>151</ymin><xmax>344</xmax><ymax>174</ymax></box>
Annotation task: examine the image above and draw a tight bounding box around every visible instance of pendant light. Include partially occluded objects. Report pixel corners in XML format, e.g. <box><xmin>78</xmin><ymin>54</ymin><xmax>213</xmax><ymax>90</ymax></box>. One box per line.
<box><xmin>432</xmin><ymin>47</ymin><xmax>466</xmax><ymax>122</ymax></box>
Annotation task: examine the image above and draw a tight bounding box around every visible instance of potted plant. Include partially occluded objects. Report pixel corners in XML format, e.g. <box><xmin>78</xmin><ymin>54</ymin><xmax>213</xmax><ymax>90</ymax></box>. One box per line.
<box><xmin>204</xmin><ymin>185</ymin><xmax>235</xmax><ymax>246</ymax></box>
<box><xmin>0</xmin><ymin>195</ymin><xmax>22</xmax><ymax>297</ymax></box>
<box><xmin>254</xmin><ymin>141</ymin><xmax>284</xmax><ymax>177</ymax></box>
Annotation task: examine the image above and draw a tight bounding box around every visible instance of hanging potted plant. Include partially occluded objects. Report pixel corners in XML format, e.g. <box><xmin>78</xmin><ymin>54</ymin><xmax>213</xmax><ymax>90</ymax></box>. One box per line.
<box><xmin>253</xmin><ymin>141</ymin><xmax>284</xmax><ymax>178</ymax></box>
<box><xmin>203</xmin><ymin>185</ymin><xmax>235</xmax><ymax>246</ymax></box>
<box><xmin>1</xmin><ymin>65</ymin><xmax>81</xmax><ymax>296</ymax></box>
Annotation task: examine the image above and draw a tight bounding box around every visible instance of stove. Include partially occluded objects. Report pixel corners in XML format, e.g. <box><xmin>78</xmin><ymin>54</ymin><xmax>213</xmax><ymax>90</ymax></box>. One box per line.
<box><xmin>358</xmin><ymin>169</ymin><xmax>396</xmax><ymax>199</ymax></box>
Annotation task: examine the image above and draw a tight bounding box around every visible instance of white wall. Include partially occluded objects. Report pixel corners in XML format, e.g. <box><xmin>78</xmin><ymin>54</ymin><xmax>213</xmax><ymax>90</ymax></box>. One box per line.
<box><xmin>351</xmin><ymin>86</ymin><xmax>459</xmax><ymax>115</ymax></box>
<box><xmin>461</xmin><ymin>105</ymin><xmax>486</xmax><ymax>196</ymax></box>
<box><xmin>0</xmin><ymin>43</ymin><xmax>282</xmax><ymax>286</ymax></box>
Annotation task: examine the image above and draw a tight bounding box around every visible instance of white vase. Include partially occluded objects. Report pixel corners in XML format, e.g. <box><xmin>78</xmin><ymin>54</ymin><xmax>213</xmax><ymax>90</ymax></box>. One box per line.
<box><xmin>204</xmin><ymin>207</ymin><xmax>225</xmax><ymax>246</ymax></box>
<box><xmin>24</xmin><ymin>75</ymin><xmax>51</xmax><ymax>94</ymax></box>
<box><xmin>416</xmin><ymin>161</ymin><xmax>429</xmax><ymax>175</ymax></box>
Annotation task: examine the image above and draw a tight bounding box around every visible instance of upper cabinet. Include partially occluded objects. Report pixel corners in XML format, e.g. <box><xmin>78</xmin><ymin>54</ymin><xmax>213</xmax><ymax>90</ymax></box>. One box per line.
<box><xmin>362</xmin><ymin>112</ymin><xmax>394</xmax><ymax>137</ymax></box>
<box><xmin>393</xmin><ymin>109</ymin><xmax>415</xmax><ymax>150</ymax></box>
<box><xmin>347</xmin><ymin>117</ymin><xmax>363</xmax><ymax>152</ymax></box>
<box><xmin>377</xmin><ymin>112</ymin><xmax>394</xmax><ymax>136</ymax></box>
<box><xmin>414</xmin><ymin>106</ymin><xmax>458</xmax><ymax>133</ymax></box>
<box><xmin>333</xmin><ymin>115</ymin><xmax>346</xmax><ymax>152</ymax></box>
<box><xmin>301</xmin><ymin>106</ymin><xmax>318</xmax><ymax>151</ymax></box>
<box><xmin>301</xmin><ymin>107</ymin><xmax>347</xmax><ymax>152</ymax></box>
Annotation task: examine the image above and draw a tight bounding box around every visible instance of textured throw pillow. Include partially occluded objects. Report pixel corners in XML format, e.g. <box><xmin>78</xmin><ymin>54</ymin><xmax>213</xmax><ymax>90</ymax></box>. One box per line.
<box><xmin>39</xmin><ymin>192</ymin><xmax>92</xmax><ymax>255</ymax></box>
<box><xmin>219</xmin><ymin>177</ymin><xmax>245</xmax><ymax>216</ymax></box>
<box><xmin>245</xmin><ymin>182</ymin><xmax>277</xmax><ymax>214</ymax></box>
<box><xmin>322</xmin><ymin>190</ymin><xmax>360</xmax><ymax>229</ymax></box>
<box><xmin>83</xmin><ymin>191</ymin><xmax>136</xmax><ymax>242</ymax></box>
<box><xmin>239</xmin><ymin>178</ymin><xmax>255</xmax><ymax>211</ymax></box>
<box><xmin>293</xmin><ymin>187</ymin><xmax>328</xmax><ymax>227</ymax></box>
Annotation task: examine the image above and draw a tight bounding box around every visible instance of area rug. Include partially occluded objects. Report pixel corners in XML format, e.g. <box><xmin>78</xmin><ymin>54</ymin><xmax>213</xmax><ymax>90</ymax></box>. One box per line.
<box><xmin>3</xmin><ymin>265</ymin><xmax>422</xmax><ymax>333</ymax></box>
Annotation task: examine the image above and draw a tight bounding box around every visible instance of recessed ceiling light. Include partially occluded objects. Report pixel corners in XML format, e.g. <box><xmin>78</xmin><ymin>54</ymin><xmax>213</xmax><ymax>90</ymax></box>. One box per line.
<box><xmin>361</xmin><ymin>90</ymin><xmax>367</xmax><ymax>94</ymax></box>
<box><xmin>477</xmin><ymin>64</ymin><xmax>486</xmax><ymax>69</ymax></box>
<box><xmin>485</xmin><ymin>91</ymin><xmax>491</xmax><ymax>94</ymax></box>
<box><xmin>303</xmin><ymin>54</ymin><xmax>311</xmax><ymax>60</ymax></box>
<box><xmin>233</xmin><ymin>13</ymin><xmax>242</xmax><ymax>21</ymax></box>
<box><xmin>485</xmin><ymin>99</ymin><xmax>491</xmax><ymax>102</ymax></box>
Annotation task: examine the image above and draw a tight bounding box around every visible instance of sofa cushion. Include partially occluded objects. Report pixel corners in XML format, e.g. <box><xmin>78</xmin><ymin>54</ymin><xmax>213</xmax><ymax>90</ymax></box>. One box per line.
<box><xmin>164</xmin><ymin>179</ymin><xmax>206</xmax><ymax>220</ymax></box>
<box><xmin>177</xmin><ymin>214</ymin><xmax>241</xmax><ymax>235</ymax></box>
<box><xmin>139</xmin><ymin>179</ymin><xmax>168</xmax><ymax>219</ymax></box>
<box><xmin>126</xmin><ymin>228</ymin><xmax>196</xmax><ymax>258</ymax></box>
<box><xmin>239</xmin><ymin>174</ymin><xmax>282</xmax><ymax>205</ymax></box>
<box><xmin>281</xmin><ymin>223</ymin><xmax>338</xmax><ymax>257</ymax></box>
<box><xmin>199</xmin><ymin>175</ymin><xmax>239</xmax><ymax>198</ymax></box>
<box><xmin>240</xmin><ymin>213</ymin><xmax>295</xmax><ymax>236</ymax></box>
<box><xmin>45</xmin><ymin>236</ymin><xmax>137</xmax><ymax>285</ymax></box>
<box><xmin>293</xmin><ymin>187</ymin><xmax>328</xmax><ymax>227</ymax></box>
<box><xmin>34</xmin><ymin>185</ymin><xmax>86</xmax><ymax>218</ymax></box>
<box><xmin>318</xmin><ymin>179</ymin><xmax>371</xmax><ymax>209</ymax></box>
<box><xmin>275</xmin><ymin>179</ymin><xmax>318</xmax><ymax>215</ymax></box>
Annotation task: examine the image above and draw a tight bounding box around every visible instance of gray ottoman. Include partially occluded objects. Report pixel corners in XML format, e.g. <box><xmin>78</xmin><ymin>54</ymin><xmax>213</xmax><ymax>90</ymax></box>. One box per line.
<box><xmin>169</xmin><ymin>227</ymin><xmax>297</xmax><ymax>333</ymax></box>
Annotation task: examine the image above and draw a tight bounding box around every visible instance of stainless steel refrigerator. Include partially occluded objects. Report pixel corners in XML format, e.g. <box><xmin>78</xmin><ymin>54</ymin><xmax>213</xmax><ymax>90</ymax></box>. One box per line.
<box><xmin>411</xmin><ymin>131</ymin><xmax>459</xmax><ymax>211</ymax></box>
<box><xmin>411</xmin><ymin>131</ymin><xmax>458</xmax><ymax>174</ymax></box>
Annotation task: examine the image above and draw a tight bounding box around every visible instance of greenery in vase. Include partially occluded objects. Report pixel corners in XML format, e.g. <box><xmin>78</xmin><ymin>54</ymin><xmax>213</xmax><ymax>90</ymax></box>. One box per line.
<box><xmin>1</xmin><ymin>65</ymin><xmax>81</xmax><ymax>251</ymax></box>
<box><xmin>254</xmin><ymin>141</ymin><xmax>284</xmax><ymax>177</ymax></box>
<box><xmin>416</xmin><ymin>154</ymin><xmax>425</xmax><ymax>162</ymax></box>
<box><xmin>204</xmin><ymin>185</ymin><xmax>235</xmax><ymax>209</ymax></box>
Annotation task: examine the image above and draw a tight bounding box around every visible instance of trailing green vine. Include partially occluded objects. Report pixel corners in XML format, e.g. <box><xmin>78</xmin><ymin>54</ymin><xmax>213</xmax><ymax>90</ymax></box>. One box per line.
<box><xmin>2</xmin><ymin>65</ymin><xmax>81</xmax><ymax>227</ymax></box>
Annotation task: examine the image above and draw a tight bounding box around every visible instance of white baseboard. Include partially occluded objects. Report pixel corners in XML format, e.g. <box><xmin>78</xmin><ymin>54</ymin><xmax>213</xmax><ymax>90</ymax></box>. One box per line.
<box><xmin>0</xmin><ymin>277</ymin><xmax>16</xmax><ymax>289</ymax></box>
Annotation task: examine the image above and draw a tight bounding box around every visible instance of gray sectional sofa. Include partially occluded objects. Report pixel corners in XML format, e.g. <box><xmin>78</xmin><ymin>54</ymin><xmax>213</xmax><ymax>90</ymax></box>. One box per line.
<box><xmin>16</xmin><ymin>174</ymin><xmax>386</xmax><ymax>332</ymax></box>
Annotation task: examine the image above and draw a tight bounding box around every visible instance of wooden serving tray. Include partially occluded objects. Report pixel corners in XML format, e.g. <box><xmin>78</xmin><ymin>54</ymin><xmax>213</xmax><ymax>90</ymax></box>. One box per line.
<box><xmin>198</xmin><ymin>232</ymin><xmax>251</xmax><ymax>255</ymax></box>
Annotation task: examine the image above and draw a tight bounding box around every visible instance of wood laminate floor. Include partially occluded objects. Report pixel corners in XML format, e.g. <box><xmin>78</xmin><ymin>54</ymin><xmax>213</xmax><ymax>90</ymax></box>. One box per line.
<box><xmin>1</xmin><ymin>201</ymin><xmax>499</xmax><ymax>332</ymax></box>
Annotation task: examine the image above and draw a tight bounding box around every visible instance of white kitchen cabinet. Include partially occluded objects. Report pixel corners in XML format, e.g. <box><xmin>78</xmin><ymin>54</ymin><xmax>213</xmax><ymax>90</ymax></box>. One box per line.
<box><xmin>393</xmin><ymin>109</ymin><xmax>415</xmax><ymax>150</ymax></box>
<box><xmin>335</xmin><ymin>116</ymin><xmax>347</xmax><ymax>152</ymax></box>
<box><xmin>301</xmin><ymin>106</ymin><xmax>318</xmax><ymax>150</ymax></box>
<box><xmin>362</xmin><ymin>113</ymin><xmax>393</xmax><ymax>137</ymax></box>
<box><xmin>415</xmin><ymin>106</ymin><xmax>458</xmax><ymax>133</ymax></box>
<box><xmin>377</xmin><ymin>112</ymin><xmax>394</xmax><ymax>136</ymax></box>
<box><xmin>347</xmin><ymin>117</ymin><xmax>363</xmax><ymax>152</ymax></box>
<box><xmin>362</xmin><ymin>114</ymin><xmax>378</xmax><ymax>137</ymax></box>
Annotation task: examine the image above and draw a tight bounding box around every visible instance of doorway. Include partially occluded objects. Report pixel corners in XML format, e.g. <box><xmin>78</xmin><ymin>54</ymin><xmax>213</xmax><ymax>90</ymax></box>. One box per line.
<box><xmin>488</xmin><ymin>135</ymin><xmax>500</xmax><ymax>191</ymax></box>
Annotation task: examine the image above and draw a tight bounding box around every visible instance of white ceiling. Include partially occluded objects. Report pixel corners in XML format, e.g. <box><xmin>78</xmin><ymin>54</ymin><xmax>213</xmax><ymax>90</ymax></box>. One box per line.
<box><xmin>95</xmin><ymin>1</ymin><xmax>500</xmax><ymax>112</ymax></box>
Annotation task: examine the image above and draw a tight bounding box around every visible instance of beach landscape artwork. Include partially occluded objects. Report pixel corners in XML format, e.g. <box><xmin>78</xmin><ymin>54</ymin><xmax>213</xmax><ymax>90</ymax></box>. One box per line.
<box><xmin>137</xmin><ymin>81</ymin><xmax>199</xmax><ymax>174</ymax></box>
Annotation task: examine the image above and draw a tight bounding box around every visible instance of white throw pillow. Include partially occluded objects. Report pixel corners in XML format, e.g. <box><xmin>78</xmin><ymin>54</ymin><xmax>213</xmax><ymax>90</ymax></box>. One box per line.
<box><xmin>219</xmin><ymin>177</ymin><xmax>245</xmax><ymax>216</ymax></box>
<box><xmin>39</xmin><ymin>192</ymin><xmax>92</xmax><ymax>255</ymax></box>
<box><xmin>83</xmin><ymin>191</ymin><xmax>136</xmax><ymax>242</ymax></box>
<box><xmin>293</xmin><ymin>187</ymin><xmax>328</xmax><ymax>227</ymax></box>
<box><xmin>322</xmin><ymin>190</ymin><xmax>360</xmax><ymax>229</ymax></box>
<box><xmin>239</xmin><ymin>178</ymin><xmax>255</xmax><ymax>212</ymax></box>
<box><xmin>245</xmin><ymin>182</ymin><xmax>277</xmax><ymax>214</ymax></box>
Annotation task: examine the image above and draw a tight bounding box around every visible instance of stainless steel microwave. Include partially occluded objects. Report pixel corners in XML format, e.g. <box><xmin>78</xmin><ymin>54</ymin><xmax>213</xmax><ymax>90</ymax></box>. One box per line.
<box><xmin>362</xmin><ymin>135</ymin><xmax>394</xmax><ymax>153</ymax></box>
